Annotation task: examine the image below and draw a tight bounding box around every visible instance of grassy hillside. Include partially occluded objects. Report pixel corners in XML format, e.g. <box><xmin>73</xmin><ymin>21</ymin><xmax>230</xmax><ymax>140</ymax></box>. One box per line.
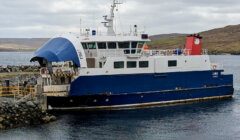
<box><xmin>0</xmin><ymin>24</ymin><xmax>240</xmax><ymax>54</ymax></box>
<box><xmin>150</xmin><ymin>24</ymin><xmax>240</xmax><ymax>54</ymax></box>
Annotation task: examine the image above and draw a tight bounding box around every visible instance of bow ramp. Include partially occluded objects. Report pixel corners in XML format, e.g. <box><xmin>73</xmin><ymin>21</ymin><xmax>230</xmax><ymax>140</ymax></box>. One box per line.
<box><xmin>31</xmin><ymin>36</ymin><xmax>82</xmax><ymax>67</ymax></box>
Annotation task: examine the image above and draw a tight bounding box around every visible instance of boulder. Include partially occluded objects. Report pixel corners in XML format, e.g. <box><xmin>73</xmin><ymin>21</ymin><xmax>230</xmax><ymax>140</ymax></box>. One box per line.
<box><xmin>0</xmin><ymin>116</ymin><xmax>4</xmax><ymax>122</ymax></box>
<box><xmin>42</xmin><ymin>116</ymin><xmax>50</xmax><ymax>123</ymax></box>
<box><xmin>49</xmin><ymin>115</ymin><xmax>57</xmax><ymax>121</ymax></box>
<box><xmin>26</xmin><ymin>101</ymin><xmax>35</xmax><ymax>108</ymax></box>
<box><xmin>0</xmin><ymin>124</ymin><xmax>4</xmax><ymax>130</ymax></box>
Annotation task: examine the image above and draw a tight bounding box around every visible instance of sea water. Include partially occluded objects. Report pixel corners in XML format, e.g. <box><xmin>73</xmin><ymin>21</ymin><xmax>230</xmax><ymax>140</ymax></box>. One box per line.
<box><xmin>0</xmin><ymin>52</ymin><xmax>36</xmax><ymax>66</ymax></box>
<box><xmin>0</xmin><ymin>54</ymin><xmax>239</xmax><ymax>140</ymax></box>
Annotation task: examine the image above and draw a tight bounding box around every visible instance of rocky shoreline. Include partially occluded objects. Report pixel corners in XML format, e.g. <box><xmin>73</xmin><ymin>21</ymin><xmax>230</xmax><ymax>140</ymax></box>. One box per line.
<box><xmin>0</xmin><ymin>65</ymin><xmax>39</xmax><ymax>73</ymax></box>
<box><xmin>0</xmin><ymin>97</ymin><xmax>56</xmax><ymax>130</ymax></box>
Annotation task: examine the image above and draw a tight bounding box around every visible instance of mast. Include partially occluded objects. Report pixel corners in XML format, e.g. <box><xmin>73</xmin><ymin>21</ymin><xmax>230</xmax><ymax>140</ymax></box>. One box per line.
<box><xmin>102</xmin><ymin>0</ymin><xmax>122</xmax><ymax>36</ymax></box>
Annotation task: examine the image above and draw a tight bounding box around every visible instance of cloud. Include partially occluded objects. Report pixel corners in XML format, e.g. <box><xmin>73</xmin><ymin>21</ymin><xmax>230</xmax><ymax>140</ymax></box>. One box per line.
<box><xmin>0</xmin><ymin>0</ymin><xmax>239</xmax><ymax>37</ymax></box>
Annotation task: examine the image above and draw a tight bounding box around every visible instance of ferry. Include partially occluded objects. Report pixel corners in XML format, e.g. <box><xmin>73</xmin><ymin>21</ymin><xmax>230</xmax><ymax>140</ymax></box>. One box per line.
<box><xmin>31</xmin><ymin>0</ymin><xmax>234</xmax><ymax>110</ymax></box>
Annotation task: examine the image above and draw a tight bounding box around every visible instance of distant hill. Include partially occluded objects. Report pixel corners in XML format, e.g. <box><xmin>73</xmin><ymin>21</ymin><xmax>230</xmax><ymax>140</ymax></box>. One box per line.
<box><xmin>149</xmin><ymin>24</ymin><xmax>240</xmax><ymax>54</ymax></box>
<box><xmin>0</xmin><ymin>38</ymin><xmax>49</xmax><ymax>52</ymax></box>
<box><xmin>0</xmin><ymin>24</ymin><xmax>240</xmax><ymax>54</ymax></box>
<box><xmin>149</xmin><ymin>33</ymin><xmax>186</xmax><ymax>40</ymax></box>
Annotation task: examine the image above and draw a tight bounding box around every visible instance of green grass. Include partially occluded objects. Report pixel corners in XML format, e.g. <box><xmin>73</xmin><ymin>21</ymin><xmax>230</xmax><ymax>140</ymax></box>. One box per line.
<box><xmin>149</xmin><ymin>36</ymin><xmax>185</xmax><ymax>49</ymax></box>
<box><xmin>149</xmin><ymin>36</ymin><xmax>240</xmax><ymax>55</ymax></box>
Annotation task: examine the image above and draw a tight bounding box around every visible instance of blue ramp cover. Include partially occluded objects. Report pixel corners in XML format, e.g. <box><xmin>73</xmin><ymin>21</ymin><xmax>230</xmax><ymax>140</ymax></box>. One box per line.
<box><xmin>31</xmin><ymin>37</ymin><xmax>80</xmax><ymax>67</ymax></box>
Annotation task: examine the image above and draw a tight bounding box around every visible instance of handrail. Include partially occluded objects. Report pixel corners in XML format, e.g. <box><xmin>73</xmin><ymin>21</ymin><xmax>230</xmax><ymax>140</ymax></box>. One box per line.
<box><xmin>0</xmin><ymin>85</ymin><xmax>36</xmax><ymax>97</ymax></box>
<box><xmin>40</xmin><ymin>67</ymin><xmax>77</xmax><ymax>76</ymax></box>
<box><xmin>97</xmin><ymin>48</ymin><xmax>208</xmax><ymax>58</ymax></box>
<box><xmin>145</xmin><ymin>49</ymin><xmax>208</xmax><ymax>56</ymax></box>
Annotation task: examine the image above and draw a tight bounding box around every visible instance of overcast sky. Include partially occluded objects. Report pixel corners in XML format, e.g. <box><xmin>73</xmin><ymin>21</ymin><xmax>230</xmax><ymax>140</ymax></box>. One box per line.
<box><xmin>0</xmin><ymin>0</ymin><xmax>240</xmax><ymax>38</ymax></box>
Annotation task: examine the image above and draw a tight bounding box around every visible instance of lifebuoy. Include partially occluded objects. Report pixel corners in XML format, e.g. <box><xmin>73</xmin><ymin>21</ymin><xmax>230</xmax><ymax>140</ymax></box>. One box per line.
<box><xmin>212</xmin><ymin>65</ymin><xmax>217</xmax><ymax>70</ymax></box>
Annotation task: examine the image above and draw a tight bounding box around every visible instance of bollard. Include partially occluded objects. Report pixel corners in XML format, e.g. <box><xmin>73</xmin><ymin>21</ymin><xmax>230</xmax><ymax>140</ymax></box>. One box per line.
<box><xmin>5</xmin><ymin>79</ymin><xmax>10</xmax><ymax>95</ymax></box>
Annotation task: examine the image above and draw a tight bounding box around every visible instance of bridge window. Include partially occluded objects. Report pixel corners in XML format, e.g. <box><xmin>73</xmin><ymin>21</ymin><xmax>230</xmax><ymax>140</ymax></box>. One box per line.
<box><xmin>139</xmin><ymin>61</ymin><xmax>149</xmax><ymax>68</ymax></box>
<box><xmin>124</xmin><ymin>50</ymin><xmax>130</xmax><ymax>54</ymax></box>
<box><xmin>118</xmin><ymin>42</ymin><xmax>130</xmax><ymax>49</ymax></box>
<box><xmin>98</xmin><ymin>42</ymin><xmax>107</xmax><ymax>49</ymax></box>
<box><xmin>82</xmin><ymin>43</ymin><xmax>88</xmax><ymax>49</ymax></box>
<box><xmin>108</xmin><ymin>42</ymin><xmax>117</xmax><ymax>49</ymax></box>
<box><xmin>87</xmin><ymin>43</ymin><xmax>96</xmax><ymax>49</ymax></box>
<box><xmin>127</xmin><ymin>61</ymin><xmax>137</xmax><ymax>68</ymax></box>
<box><xmin>131</xmin><ymin>42</ymin><xmax>138</xmax><ymax>53</ymax></box>
<box><xmin>114</xmin><ymin>61</ymin><xmax>124</xmax><ymax>69</ymax></box>
<box><xmin>99</xmin><ymin>62</ymin><xmax>103</xmax><ymax>68</ymax></box>
<box><xmin>168</xmin><ymin>60</ymin><xmax>177</xmax><ymax>67</ymax></box>
<box><xmin>131</xmin><ymin>42</ymin><xmax>137</xmax><ymax>48</ymax></box>
<box><xmin>137</xmin><ymin>42</ymin><xmax>144</xmax><ymax>48</ymax></box>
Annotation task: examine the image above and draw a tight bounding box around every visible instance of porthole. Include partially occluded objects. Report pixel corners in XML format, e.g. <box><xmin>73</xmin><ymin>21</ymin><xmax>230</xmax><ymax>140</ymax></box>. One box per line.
<box><xmin>105</xmin><ymin>98</ymin><xmax>109</xmax><ymax>102</ymax></box>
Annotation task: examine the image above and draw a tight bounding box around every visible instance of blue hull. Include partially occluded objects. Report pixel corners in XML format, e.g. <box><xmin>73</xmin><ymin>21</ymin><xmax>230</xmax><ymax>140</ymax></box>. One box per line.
<box><xmin>47</xmin><ymin>70</ymin><xmax>234</xmax><ymax>110</ymax></box>
<box><xmin>70</xmin><ymin>70</ymin><xmax>232</xmax><ymax>96</ymax></box>
<box><xmin>47</xmin><ymin>85</ymin><xmax>233</xmax><ymax>110</ymax></box>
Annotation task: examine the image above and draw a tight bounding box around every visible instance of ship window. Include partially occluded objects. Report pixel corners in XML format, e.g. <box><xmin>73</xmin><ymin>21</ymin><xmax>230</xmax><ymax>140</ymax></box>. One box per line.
<box><xmin>118</xmin><ymin>42</ymin><xmax>130</xmax><ymax>49</ymax></box>
<box><xmin>114</xmin><ymin>61</ymin><xmax>124</xmax><ymax>69</ymax></box>
<box><xmin>139</xmin><ymin>61</ymin><xmax>149</xmax><ymax>68</ymax></box>
<box><xmin>127</xmin><ymin>61</ymin><xmax>137</xmax><ymax>68</ymax></box>
<box><xmin>137</xmin><ymin>42</ymin><xmax>144</xmax><ymax>48</ymax></box>
<box><xmin>82</xmin><ymin>43</ymin><xmax>88</xmax><ymax>49</ymax></box>
<box><xmin>99</xmin><ymin>62</ymin><xmax>103</xmax><ymax>68</ymax></box>
<box><xmin>131</xmin><ymin>42</ymin><xmax>138</xmax><ymax>53</ymax></box>
<box><xmin>131</xmin><ymin>50</ymin><xmax>136</xmax><ymax>54</ymax></box>
<box><xmin>98</xmin><ymin>42</ymin><xmax>107</xmax><ymax>49</ymax></box>
<box><xmin>131</xmin><ymin>42</ymin><xmax>137</xmax><ymax>48</ymax></box>
<box><xmin>108</xmin><ymin>42</ymin><xmax>117</xmax><ymax>49</ymax></box>
<box><xmin>168</xmin><ymin>60</ymin><xmax>177</xmax><ymax>67</ymax></box>
<box><xmin>87</xmin><ymin>42</ymin><xmax>96</xmax><ymax>49</ymax></box>
<box><xmin>124</xmin><ymin>50</ymin><xmax>130</xmax><ymax>54</ymax></box>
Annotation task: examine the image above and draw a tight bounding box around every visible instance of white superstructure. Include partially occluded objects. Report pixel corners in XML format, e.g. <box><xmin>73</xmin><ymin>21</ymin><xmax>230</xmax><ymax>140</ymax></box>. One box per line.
<box><xmin>33</xmin><ymin>0</ymin><xmax>216</xmax><ymax>95</ymax></box>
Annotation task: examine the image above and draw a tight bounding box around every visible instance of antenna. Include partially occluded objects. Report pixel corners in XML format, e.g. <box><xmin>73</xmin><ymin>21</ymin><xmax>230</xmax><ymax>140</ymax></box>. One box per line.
<box><xmin>86</xmin><ymin>28</ymin><xmax>90</xmax><ymax>36</ymax></box>
<box><xmin>102</xmin><ymin>0</ymin><xmax>122</xmax><ymax>36</ymax></box>
<box><xmin>134</xmin><ymin>25</ymin><xmax>138</xmax><ymax>36</ymax></box>
<box><xmin>129</xmin><ymin>25</ymin><xmax>132</xmax><ymax>35</ymax></box>
<box><xmin>80</xmin><ymin>18</ymin><xmax>82</xmax><ymax>35</ymax></box>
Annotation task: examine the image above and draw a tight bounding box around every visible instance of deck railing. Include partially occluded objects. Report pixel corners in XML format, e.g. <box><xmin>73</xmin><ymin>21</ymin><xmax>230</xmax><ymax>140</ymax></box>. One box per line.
<box><xmin>40</xmin><ymin>67</ymin><xmax>77</xmax><ymax>76</ymax></box>
<box><xmin>97</xmin><ymin>48</ymin><xmax>208</xmax><ymax>58</ymax></box>
<box><xmin>144</xmin><ymin>49</ymin><xmax>208</xmax><ymax>56</ymax></box>
<box><xmin>0</xmin><ymin>85</ymin><xmax>36</xmax><ymax>97</ymax></box>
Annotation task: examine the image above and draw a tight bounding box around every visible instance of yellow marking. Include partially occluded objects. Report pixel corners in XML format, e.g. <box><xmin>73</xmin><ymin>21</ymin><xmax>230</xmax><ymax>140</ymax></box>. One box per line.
<box><xmin>0</xmin><ymin>85</ymin><xmax>36</xmax><ymax>97</ymax></box>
